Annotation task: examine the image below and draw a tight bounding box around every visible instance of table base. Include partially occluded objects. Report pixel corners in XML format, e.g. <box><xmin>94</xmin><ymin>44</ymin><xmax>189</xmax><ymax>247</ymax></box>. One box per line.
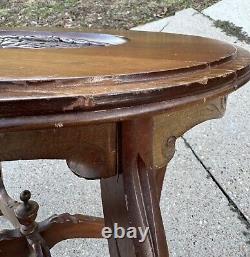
<box><xmin>0</xmin><ymin>96</ymin><xmax>227</xmax><ymax>257</ymax></box>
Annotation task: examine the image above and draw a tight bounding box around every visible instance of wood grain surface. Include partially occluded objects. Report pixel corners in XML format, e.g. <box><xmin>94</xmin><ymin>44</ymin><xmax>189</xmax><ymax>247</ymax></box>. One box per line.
<box><xmin>0</xmin><ymin>29</ymin><xmax>249</xmax><ymax>131</ymax></box>
<box><xmin>0</xmin><ymin>29</ymin><xmax>250</xmax><ymax>257</ymax></box>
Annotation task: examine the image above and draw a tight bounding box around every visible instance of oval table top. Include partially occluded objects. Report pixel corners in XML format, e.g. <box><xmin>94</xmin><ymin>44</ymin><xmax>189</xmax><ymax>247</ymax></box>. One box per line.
<box><xmin>0</xmin><ymin>28</ymin><xmax>249</xmax><ymax>130</ymax></box>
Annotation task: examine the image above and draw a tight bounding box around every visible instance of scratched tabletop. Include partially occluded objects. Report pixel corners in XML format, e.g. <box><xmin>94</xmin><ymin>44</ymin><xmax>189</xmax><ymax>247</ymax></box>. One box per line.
<box><xmin>0</xmin><ymin>28</ymin><xmax>249</xmax><ymax>130</ymax></box>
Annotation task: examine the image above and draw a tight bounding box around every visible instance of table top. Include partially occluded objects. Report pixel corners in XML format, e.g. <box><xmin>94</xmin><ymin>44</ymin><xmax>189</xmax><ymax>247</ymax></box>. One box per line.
<box><xmin>0</xmin><ymin>28</ymin><xmax>249</xmax><ymax>130</ymax></box>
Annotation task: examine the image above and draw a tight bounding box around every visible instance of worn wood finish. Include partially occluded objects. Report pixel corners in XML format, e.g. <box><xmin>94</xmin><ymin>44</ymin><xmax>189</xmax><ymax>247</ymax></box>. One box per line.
<box><xmin>0</xmin><ymin>212</ymin><xmax>104</xmax><ymax>257</ymax></box>
<box><xmin>153</xmin><ymin>96</ymin><xmax>227</xmax><ymax>199</ymax></box>
<box><xmin>0</xmin><ymin>29</ymin><xmax>250</xmax><ymax>256</ymax></box>
<box><xmin>122</xmin><ymin>118</ymin><xmax>169</xmax><ymax>257</ymax></box>
<box><xmin>101</xmin><ymin>175</ymin><xmax>136</xmax><ymax>257</ymax></box>
<box><xmin>0</xmin><ymin>97</ymin><xmax>226</xmax><ymax>180</ymax></box>
<box><xmin>101</xmin><ymin>118</ymin><xmax>169</xmax><ymax>257</ymax></box>
<box><xmin>0</xmin><ymin>124</ymin><xmax>116</xmax><ymax>179</ymax></box>
<box><xmin>0</xmin><ymin>95</ymin><xmax>229</xmax><ymax>256</ymax></box>
<box><xmin>0</xmin><ymin>29</ymin><xmax>238</xmax><ymax>81</ymax></box>
<box><xmin>0</xmin><ymin>30</ymin><xmax>249</xmax><ymax>131</ymax></box>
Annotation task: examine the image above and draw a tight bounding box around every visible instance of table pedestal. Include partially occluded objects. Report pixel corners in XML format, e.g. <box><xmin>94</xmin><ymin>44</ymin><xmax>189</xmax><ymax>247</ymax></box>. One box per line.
<box><xmin>0</xmin><ymin>97</ymin><xmax>226</xmax><ymax>257</ymax></box>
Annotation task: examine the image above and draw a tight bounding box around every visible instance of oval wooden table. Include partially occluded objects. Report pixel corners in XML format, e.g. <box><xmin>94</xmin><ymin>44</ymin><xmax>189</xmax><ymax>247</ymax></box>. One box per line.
<box><xmin>0</xmin><ymin>29</ymin><xmax>249</xmax><ymax>257</ymax></box>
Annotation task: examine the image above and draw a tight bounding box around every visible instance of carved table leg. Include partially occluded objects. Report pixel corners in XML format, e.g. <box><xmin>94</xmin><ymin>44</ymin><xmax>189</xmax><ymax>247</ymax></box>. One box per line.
<box><xmin>101</xmin><ymin>117</ymin><xmax>169</xmax><ymax>257</ymax></box>
<box><xmin>0</xmin><ymin>171</ymin><xmax>104</xmax><ymax>257</ymax></box>
<box><xmin>155</xmin><ymin>166</ymin><xmax>168</xmax><ymax>202</ymax></box>
<box><xmin>0</xmin><ymin>188</ymin><xmax>104</xmax><ymax>257</ymax></box>
<box><xmin>152</xmin><ymin>96</ymin><xmax>228</xmax><ymax>203</ymax></box>
<box><xmin>101</xmin><ymin>175</ymin><xmax>136</xmax><ymax>257</ymax></box>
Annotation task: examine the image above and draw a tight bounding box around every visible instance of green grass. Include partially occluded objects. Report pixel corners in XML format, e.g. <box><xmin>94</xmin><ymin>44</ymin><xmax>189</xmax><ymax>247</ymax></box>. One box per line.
<box><xmin>0</xmin><ymin>8</ymin><xmax>8</xmax><ymax>16</ymax></box>
<box><xmin>20</xmin><ymin>0</ymin><xmax>78</xmax><ymax>19</ymax></box>
<box><xmin>164</xmin><ymin>0</ymin><xmax>219</xmax><ymax>11</ymax></box>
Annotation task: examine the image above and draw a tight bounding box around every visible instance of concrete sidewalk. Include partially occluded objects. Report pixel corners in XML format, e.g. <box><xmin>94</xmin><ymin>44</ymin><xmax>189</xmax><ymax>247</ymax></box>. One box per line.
<box><xmin>0</xmin><ymin>1</ymin><xmax>249</xmax><ymax>256</ymax></box>
<box><xmin>133</xmin><ymin>4</ymin><xmax>250</xmax><ymax>257</ymax></box>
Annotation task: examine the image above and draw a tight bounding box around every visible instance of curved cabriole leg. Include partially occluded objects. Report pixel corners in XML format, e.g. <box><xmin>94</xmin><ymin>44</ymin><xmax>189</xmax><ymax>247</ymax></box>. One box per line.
<box><xmin>0</xmin><ymin>189</ymin><xmax>104</xmax><ymax>257</ymax></box>
<box><xmin>0</xmin><ymin>213</ymin><xmax>104</xmax><ymax>257</ymax></box>
<box><xmin>26</xmin><ymin>234</ymin><xmax>51</xmax><ymax>257</ymax></box>
<box><xmin>101</xmin><ymin>117</ymin><xmax>169</xmax><ymax>257</ymax></box>
<box><xmin>0</xmin><ymin>167</ymin><xmax>105</xmax><ymax>257</ymax></box>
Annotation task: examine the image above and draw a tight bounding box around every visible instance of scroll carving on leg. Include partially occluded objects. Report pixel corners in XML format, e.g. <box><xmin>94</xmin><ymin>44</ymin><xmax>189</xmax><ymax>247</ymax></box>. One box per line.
<box><xmin>153</xmin><ymin>96</ymin><xmax>228</xmax><ymax>199</ymax></box>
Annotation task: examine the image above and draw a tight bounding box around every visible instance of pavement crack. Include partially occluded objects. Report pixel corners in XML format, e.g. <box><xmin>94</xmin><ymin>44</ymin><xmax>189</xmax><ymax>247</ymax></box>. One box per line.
<box><xmin>181</xmin><ymin>136</ymin><xmax>250</xmax><ymax>232</ymax></box>
<box><xmin>160</xmin><ymin>22</ymin><xmax>169</xmax><ymax>32</ymax></box>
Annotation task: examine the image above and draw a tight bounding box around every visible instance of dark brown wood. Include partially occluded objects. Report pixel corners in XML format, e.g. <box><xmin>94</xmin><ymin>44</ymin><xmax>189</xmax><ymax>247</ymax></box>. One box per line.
<box><xmin>0</xmin><ymin>166</ymin><xmax>105</xmax><ymax>257</ymax></box>
<box><xmin>155</xmin><ymin>166</ymin><xmax>168</xmax><ymax>202</ymax></box>
<box><xmin>101</xmin><ymin>175</ymin><xmax>136</xmax><ymax>257</ymax></box>
<box><xmin>0</xmin><ymin>124</ymin><xmax>116</xmax><ymax>179</ymax></box>
<box><xmin>101</xmin><ymin>118</ymin><xmax>169</xmax><ymax>257</ymax></box>
<box><xmin>0</xmin><ymin>30</ymin><xmax>249</xmax><ymax>131</ymax></box>
<box><xmin>0</xmin><ymin>212</ymin><xmax>104</xmax><ymax>257</ymax></box>
<box><xmin>152</xmin><ymin>96</ymin><xmax>228</xmax><ymax>201</ymax></box>
<box><xmin>0</xmin><ymin>29</ymin><xmax>250</xmax><ymax>257</ymax></box>
<box><xmin>40</xmin><ymin>214</ymin><xmax>104</xmax><ymax>249</ymax></box>
<box><xmin>14</xmin><ymin>190</ymin><xmax>52</xmax><ymax>257</ymax></box>
<box><xmin>122</xmin><ymin>118</ymin><xmax>169</xmax><ymax>257</ymax></box>
<box><xmin>0</xmin><ymin>29</ymin><xmax>238</xmax><ymax>82</ymax></box>
<box><xmin>0</xmin><ymin>96</ymin><xmax>230</xmax><ymax>256</ymax></box>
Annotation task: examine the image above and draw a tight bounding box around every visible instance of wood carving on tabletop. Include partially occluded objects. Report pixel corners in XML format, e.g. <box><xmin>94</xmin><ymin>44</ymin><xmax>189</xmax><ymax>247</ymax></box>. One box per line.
<box><xmin>0</xmin><ymin>35</ymin><xmax>110</xmax><ymax>49</ymax></box>
<box><xmin>0</xmin><ymin>30</ymin><xmax>127</xmax><ymax>49</ymax></box>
